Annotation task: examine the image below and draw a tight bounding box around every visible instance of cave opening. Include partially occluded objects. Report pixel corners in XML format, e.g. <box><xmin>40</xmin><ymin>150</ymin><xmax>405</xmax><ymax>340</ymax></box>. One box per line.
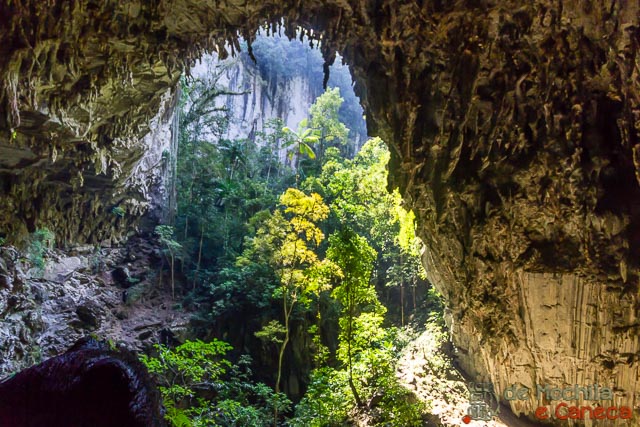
<box><xmin>165</xmin><ymin>28</ymin><xmax>453</xmax><ymax>423</ymax></box>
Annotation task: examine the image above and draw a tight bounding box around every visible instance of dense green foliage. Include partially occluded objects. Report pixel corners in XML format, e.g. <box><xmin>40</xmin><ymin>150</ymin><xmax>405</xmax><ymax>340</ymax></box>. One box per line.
<box><xmin>140</xmin><ymin>339</ymin><xmax>290</xmax><ymax>426</ymax></box>
<box><xmin>247</xmin><ymin>189</ymin><xmax>330</xmax><ymax>393</ymax></box>
<box><xmin>302</xmin><ymin>137</ymin><xmax>428</xmax><ymax>325</ymax></box>
<box><xmin>149</xmin><ymin>36</ymin><xmax>444</xmax><ymax>426</ymax></box>
<box><xmin>175</xmin><ymin>72</ymin><xmax>297</xmax><ymax>291</ymax></box>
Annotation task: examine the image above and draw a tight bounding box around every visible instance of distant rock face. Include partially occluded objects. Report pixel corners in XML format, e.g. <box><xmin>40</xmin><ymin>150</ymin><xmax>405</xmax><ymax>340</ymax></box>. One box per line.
<box><xmin>204</xmin><ymin>57</ymin><xmax>317</xmax><ymax>138</ymax></box>
<box><xmin>191</xmin><ymin>54</ymin><xmax>320</xmax><ymax>164</ymax></box>
<box><xmin>191</xmin><ymin>46</ymin><xmax>366</xmax><ymax>163</ymax></box>
<box><xmin>1</xmin><ymin>1</ymin><xmax>639</xmax><ymax>424</ymax></box>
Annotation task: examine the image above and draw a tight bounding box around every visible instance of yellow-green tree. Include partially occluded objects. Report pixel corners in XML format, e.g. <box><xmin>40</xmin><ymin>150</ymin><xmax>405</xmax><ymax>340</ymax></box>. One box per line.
<box><xmin>249</xmin><ymin>188</ymin><xmax>332</xmax><ymax>419</ymax></box>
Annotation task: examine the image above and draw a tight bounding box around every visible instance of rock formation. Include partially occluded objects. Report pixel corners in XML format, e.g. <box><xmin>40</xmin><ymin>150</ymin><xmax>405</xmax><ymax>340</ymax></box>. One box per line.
<box><xmin>1</xmin><ymin>1</ymin><xmax>638</xmax><ymax>425</ymax></box>
<box><xmin>0</xmin><ymin>237</ymin><xmax>192</xmax><ymax>377</ymax></box>
<box><xmin>0</xmin><ymin>337</ymin><xmax>166</xmax><ymax>427</ymax></box>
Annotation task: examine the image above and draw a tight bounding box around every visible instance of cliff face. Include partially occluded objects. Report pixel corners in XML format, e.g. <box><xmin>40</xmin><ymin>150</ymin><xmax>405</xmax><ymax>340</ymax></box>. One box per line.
<box><xmin>219</xmin><ymin>60</ymin><xmax>317</xmax><ymax>144</ymax></box>
<box><xmin>192</xmin><ymin>38</ymin><xmax>367</xmax><ymax>162</ymax></box>
<box><xmin>1</xmin><ymin>1</ymin><xmax>639</xmax><ymax>424</ymax></box>
<box><xmin>192</xmin><ymin>54</ymin><xmax>321</xmax><ymax>163</ymax></box>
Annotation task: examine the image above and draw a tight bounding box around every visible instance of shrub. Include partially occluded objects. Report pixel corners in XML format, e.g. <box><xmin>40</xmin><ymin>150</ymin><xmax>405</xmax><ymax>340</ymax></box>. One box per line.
<box><xmin>27</xmin><ymin>228</ymin><xmax>55</xmax><ymax>273</ymax></box>
<box><xmin>289</xmin><ymin>367</ymin><xmax>351</xmax><ymax>427</ymax></box>
<box><xmin>140</xmin><ymin>339</ymin><xmax>290</xmax><ymax>427</ymax></box>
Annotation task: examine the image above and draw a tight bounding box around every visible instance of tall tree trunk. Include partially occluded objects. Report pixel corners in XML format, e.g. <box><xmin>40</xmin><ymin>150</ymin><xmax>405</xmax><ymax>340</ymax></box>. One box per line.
<box><xmin>314</xmin><ymin>296</ymin><xmax>323</xmax><ymax>368</ymax></box>
<box><xmin>276</xmin><ymin>317</ymin><xmax>289</xmax><ymax>395</ymax></box>
<box><xmin>183</xmin><ymin>217</ymin><xmax>189</xmax><ymax>245</ymax></box>
<box><xmin>223</xmin><ymin>210</ymin><xmax>229</xmax><ymax>251</ymax></box>
<box><xmin>294</xmin><ymin>151</ymin><xmax>300</xmax><ymax>188</ymax></box>
<box><xmin>347</xmin><ymin>324</ymin><xmax>362</xmax><ymax>406</ymax></box>
<box><xmin>265</xmin><ymin>161</ymin><xmax>272</xmax><ymax>188</ymax></box>
<box><xmin>400</xmin><ymin>282</ymin><xmax>405</xmax><ymax>326</ymax></box>
<box><xmin>193</xmin><ymin>225</ymin><xmax>204</xmax><ymax>290</ymax></box>
<box><xmin>229</xmin><ymin>158</ymin><xmax>237</xmax><ymax>180</ymax></box>
<box><xmin>412</xmin><ymin>279</ymin><xmax>417</xmax><ymax>311</ymax></box>
<box><xmin>275</xmin><ymin>293</ymin><xmax>293</xmax><ymax>426</ymax></box>
<box><xmin>170</xmin><ymin>254</ymin><xmax>175</xmax><ymax>299</ymax></box>
<box><xmin>347</xmin><ymin>279</ymin><xmax>362</xmax><ymax>407</ymax></box>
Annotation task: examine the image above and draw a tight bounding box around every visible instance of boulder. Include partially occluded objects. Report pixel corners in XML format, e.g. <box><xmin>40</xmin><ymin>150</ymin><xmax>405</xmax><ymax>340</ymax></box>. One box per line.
<box><xmin>43</xmin><ymin>257</ymin><xmax>87</xmax><ymax>284</ymax></box>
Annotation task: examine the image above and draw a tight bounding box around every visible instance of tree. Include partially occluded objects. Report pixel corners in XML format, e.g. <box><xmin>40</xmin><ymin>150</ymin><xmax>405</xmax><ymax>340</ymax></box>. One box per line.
<box><xmin>247</xmin><ymin>188</ymin><xmax>330</xmax><ymax>422</ymax></box>
<box><xmin>255</xmin><ymin>118</ymin><xmax>295</xmax><ymax>187</ymax></box>
<box><xmin>302</xmin><ymin>137</ymin><xmax>427</xmax><ymax>322</ymax></box>
<box><xmin>303</xmin><ymin>137</ymin><xmax>396</xmax><ymax>245</ymax></box>
<box><xmin>390</xmin><ymin>198</ymin><xmax>426</xmax><ymax>322</ymax></box>
<box><xmin>175</xmin><ymin>65</ymin><xmax>295</xmax><ymax>294</ymax></box>
<box><xmin>308</xmin><ymin>87</ymin><xmax>349</xmax><ymax>163</ymax></box>
<box><xmin>282</xmin><ymin>124</ymin><xmax>319</xmax><ymax>187</ymax></box>
<box><xmin>292</xmin><ymin>227</ymin><xmax>426</xmax><ymax>427</ymax></box>
<box><xmin>155</xmin><ymin>225</ymin><xmax>182</xmax><ymax>299</ymax></box>
<box><xmin>327</xmin><ymin>228</ymin><xmax>378</xmax><ymax>406</ymax></box>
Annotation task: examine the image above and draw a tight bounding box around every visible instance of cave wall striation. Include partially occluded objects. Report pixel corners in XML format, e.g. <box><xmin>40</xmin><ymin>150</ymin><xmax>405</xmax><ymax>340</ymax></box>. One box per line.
<box><xmin>1</xmin><ymin>0</ymin><xmax>639</xmax><ymax>424</ymax></box>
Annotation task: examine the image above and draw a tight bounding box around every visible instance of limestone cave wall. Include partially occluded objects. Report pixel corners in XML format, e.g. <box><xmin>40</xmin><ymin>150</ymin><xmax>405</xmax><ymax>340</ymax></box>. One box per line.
<box><xmin>1</xmin><ymin>0</ymin><xmax>639</xmax><ymax>424</ymax></box>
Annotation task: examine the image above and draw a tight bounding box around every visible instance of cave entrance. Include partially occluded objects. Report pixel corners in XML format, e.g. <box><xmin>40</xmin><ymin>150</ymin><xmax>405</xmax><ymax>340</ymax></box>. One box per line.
<box><xmin>177</xmin><ymin>27</ymin><xmax>437</xmax><ymax>319</ymax></box>
<box><xmin>4</xmin><ymin>2</ymin><xmax>640</xmax><ymax>426</ymax></box>
<box><xmin>171</xmin><ymin>28</ymin><xmax>443</xmax><ymax>411</ymax></box>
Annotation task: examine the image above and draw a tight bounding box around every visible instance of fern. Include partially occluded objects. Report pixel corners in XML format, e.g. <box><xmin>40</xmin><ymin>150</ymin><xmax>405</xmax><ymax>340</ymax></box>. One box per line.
<box><xmin>164</xmin><ymin>400</ymin><xmax>192</xmax><ymax>427</ymax></box>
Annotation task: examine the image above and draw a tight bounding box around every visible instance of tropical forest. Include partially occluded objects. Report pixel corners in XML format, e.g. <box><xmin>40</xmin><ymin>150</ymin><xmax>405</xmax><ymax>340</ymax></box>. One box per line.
<box><xmin>142</xmin><ymin>33</ymin><xmax>452</xmax><ymax>426</ymax></box>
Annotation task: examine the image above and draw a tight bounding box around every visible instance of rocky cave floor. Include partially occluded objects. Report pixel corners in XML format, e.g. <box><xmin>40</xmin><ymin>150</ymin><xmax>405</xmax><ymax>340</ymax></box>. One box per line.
<box><xmin>0</xmin><ymin>234</ymin><xmax>192</xmax><ymax>377</ymax></box>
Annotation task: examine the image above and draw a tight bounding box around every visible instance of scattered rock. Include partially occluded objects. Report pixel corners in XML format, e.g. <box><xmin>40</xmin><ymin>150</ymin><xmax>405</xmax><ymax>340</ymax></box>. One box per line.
<box><xmin>0</xmin><ymin>274</ymin><xmax>12</xmax><ymax>290</ymax></box>
<box><xmin>137</xmin><ymin>330</ymin><xmax>153</xmax><ymax>340</ymax></box>
<box><xmin>0</xmin><ymin>239</ymin><xmax>193</xmax><ymax>377</ymax></box>
<box><xmin>22</xmin><ymin>312</ymin><xmax>44</xmax><ymax>333</ymax></box>
<box><xmin>68</xmin><ymin>245</ymin><xmax>94</xmax><ymax>256</ymax></box>
<box><xmin>75</xmin><ymin>302</ymin><xmax>103</xmax><ymax>330</ymax></box>
<box><xmin>0</xmin><ymin>258</ymin><xmax>8</xmax><ymax>276</ymax></box>
<box><xmin>43</xmin><ymin>257</ymin><xmax>87</xmax><ymax>284</ymax></box>
<box><xmin>6</xmin><ymin>295</ymin><xmax>19</xmax><ymax>310</ymax></box>
<box><xmin>133</xmin><ymin>322</ymin><xmax>162</xmax><ymax>332</ymax></box>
